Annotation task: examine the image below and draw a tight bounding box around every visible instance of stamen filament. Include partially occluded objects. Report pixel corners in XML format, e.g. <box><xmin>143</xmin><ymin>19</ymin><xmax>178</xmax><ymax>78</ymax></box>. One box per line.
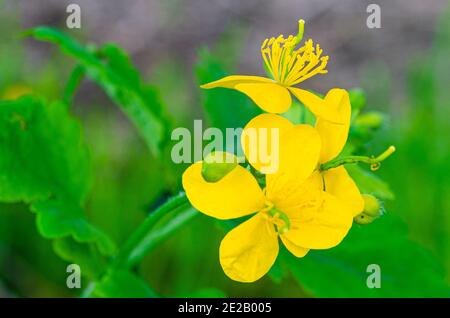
<box><xmin>267</xmin><ymin>208</ymin><xmax>291</xmax><ymax>234</ymax></box>
<box><xmin>260</xmin><ymin>21</ymin><xmax>329</xmax><ymax>85</ymax></box>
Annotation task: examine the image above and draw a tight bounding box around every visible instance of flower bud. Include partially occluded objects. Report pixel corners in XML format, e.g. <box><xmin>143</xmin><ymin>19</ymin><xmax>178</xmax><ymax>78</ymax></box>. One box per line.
<box><xmin>354</xmin><ymin>111</ymin><xmax>384</xmax><ymax>130</ymax></box>
<box><xmin>362</xmin><ymin>194</ymin><xmax>382</xmax><ymax>217</ymax></box>
<box><xmin>201</xmin><ymin>151</ymin><xmax>239</xmax><ymax>183</ymax></box>
<box><xmin>353</xmin><ymin>213</ymin><xmax>376</xmax><ymax>225</ymax></box>
<box><xmin>353</xmin><ymin>194</ymin><xmax>382</xmax><ymax>225</ymax></box>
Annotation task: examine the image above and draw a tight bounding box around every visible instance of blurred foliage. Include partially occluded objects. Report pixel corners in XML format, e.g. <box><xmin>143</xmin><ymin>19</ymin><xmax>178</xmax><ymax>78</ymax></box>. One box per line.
<box><xmin>281</xmin><ymin>214</ymin><xmax>448</xmax><ymax>297</ymax></box>
<box><xmin>0</xmin><ymin>96</ymin><xmax>115</xmax><ymax>282</ymax></box>
<box><xmin>195</xmin><ymin>48</ymin><xmax>262</xmax><ymax>132</ymax></box>
<box><xmin>26</xmin><ymin>27</ymin><xmax>170</xmax><ymax>157</ymax></box>
<box><xmin>377</xmin><ymin>5</ymin><xmax>450</xmax><ymax>280</ymax></box>
<box><xmin>92</xmin><ymin>269</ymin><xmax>158</xmax><ymax>298</ymax></box>
<box><xmin>0</xmin><ymin>4</ymin><xmax>449</xmax><ymax>298</ymax></box>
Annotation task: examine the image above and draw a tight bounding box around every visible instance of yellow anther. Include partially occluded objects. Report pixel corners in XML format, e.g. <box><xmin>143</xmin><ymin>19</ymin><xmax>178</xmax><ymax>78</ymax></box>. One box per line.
<box><xmin>260</xmin><ymin>21</ymin><xmax>328</xmax><ymax>86</ymax></box>
<box><xmin>264</xmin><ymin>208</ymin><xmax>291</xmax><ymax>235</ymax></box>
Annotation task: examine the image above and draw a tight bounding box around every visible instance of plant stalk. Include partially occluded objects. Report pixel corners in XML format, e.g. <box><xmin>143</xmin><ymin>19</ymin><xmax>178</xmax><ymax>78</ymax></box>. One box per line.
<box><xmin>320</xmin><ymin>146</ymin><xmax>396</xmax><ymax>171</ymax></box>
<box><xmin>112</xmin><ymin>193</ymin><xmax>192</xmax><ymax>268</ymax></box>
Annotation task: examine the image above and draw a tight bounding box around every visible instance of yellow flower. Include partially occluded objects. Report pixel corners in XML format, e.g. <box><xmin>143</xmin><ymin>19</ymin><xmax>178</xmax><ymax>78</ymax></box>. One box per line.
<box><xmin>182</xmin><ymin>91</ymin><xmax>363</xmax><ymax>282</ymax></box>
<box><xmin>273</xmin><ymin>88</ymin><xmax>365</xmax><ymax>247</ymax></box>
<box><xmin>200</xmin><ymin>20</ymin><xmax>341</xmax><ymax>123</ymax></box>
<box><xmin>247</xmin><ymin>87</ymin><xmax>365</xmax><ymax>218</ymax></box>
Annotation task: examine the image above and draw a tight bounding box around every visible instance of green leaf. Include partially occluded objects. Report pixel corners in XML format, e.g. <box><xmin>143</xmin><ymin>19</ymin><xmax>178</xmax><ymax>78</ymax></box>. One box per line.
<box><xmin>282</xmin><ymin>214</ymin><xmax>450</xmax><ymax>297</ymax></box>
<box><xmin>0</xmin><ymin>95</ymin><xmax>115</xmax><ymax>278</ymax></box>
<box><xmin>92</xmin><ymin>269</ymin><xmax>157</xmax><ymax>298</ymax></box>
<box><xmin>31</xmin><ymin>199</ymin><xmax>115</xmax><ymax>255</ymax></box>
<box><xmin>346</xmin><ymin>164</ymin><xmax>395</xmax><ymax>200</ymax></box>
<box><xmin>0</xmin><ymin>95</ymin><xmax>89</xmax><ymax>203</ymax></box>
<box><xmin>53</xmin><ymin>237</ymin><xmax>108</xmax><ymax>280</ymax></box>
<box><xmin>26</xmin><ymin>27</ymin><xmax>169</xmax><ymax>156</ymax></box>
<box><xmin>63</xmin><ymin>65</ymin><xmax>85</xmax><ymax>105</ymax></box>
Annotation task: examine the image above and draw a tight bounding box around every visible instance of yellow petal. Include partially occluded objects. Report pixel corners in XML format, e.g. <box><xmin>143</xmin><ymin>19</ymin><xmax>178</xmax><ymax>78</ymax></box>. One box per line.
<box><xmin>182</xmin><ymin>162</ymin><xmax>265</xmax><ymax>220</ymax></box>
<box><xmin>270</xmin><ymin>170</ymin><xmax>323</xmax><ymax>213</ymax></box>
<box><xmin>266</xmin><ymin>125</ymin><xmax>321</xmax><ymax>198</ymax></box>
<box><xmin>315</xmin><ymin>89</ymin><xmax>351</xmax><ymax>163</ymax></box>
<box><xmin>323</xmin><ymin>166</ymin><xmax>364</xmax><ymax>217</ymax></box>
<box><xmin>219</xmin><ymin>213</ymin><xmax>279</xmax><ymax>282</ymax></box>
<box><xmin>283</xmin><ymin>192</ymin><xmax>353</xmax><ymax>249</ymax></box>
<box><xmin>280</xmin><ymin>235</ymin><xmax>309</xmax><ymax>257</ymax></box>
<box><xmin>201</xmin><ymin>75</ymin><xmax>292</xmax><ymax>113</ymax></box>
<box><xmin>241</xmin><ymin>114</ymin><xmax>294</xmax><ymax>173</ymax></box>
<box><xmin>288</xmin><ymin>87</ymin><xmax>344</xmax><ymax>124</ymax></box>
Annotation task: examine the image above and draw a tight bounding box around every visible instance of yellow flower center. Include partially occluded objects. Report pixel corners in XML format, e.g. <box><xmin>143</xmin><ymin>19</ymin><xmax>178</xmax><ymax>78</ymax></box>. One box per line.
<box><xmin>260</xmin><ymin>20</ymin><xmax>329</xmax><ymax>86</ymax></box>
<box><xmin>261</xmin><ymin>200</ymin><xmax>290</xmax><ymax>234</ymax></box>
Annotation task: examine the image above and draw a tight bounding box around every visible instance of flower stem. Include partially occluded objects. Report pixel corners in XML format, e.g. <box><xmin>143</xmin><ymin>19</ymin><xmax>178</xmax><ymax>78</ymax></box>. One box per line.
<box><xmin>320</xmin><ymin>145</ymin><xmax>396</xmax><ymax>171</ymax></box>
<box><xmin>112</xmin><ymin>192</ymin><xmax>193</xmax><ymax>269</ymax></box>
<box><xmin>126</xmin><ymin>205</ymin><xmax>198</xmax><ymax>268</ymax></box>
<box><xmin>63</xmin><ymin>65</ymin><xmax>85</xmax><ymax>106</ymax></box>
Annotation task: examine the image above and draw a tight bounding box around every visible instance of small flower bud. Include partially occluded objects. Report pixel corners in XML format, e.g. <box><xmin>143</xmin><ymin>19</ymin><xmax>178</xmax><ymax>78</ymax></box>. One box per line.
<box><xmin>353</xmin><ymin>194</ymin><xmax>382</xmax><ymax>225</ymax></box>
<box><xmin>362</xmin><ymin>194</ymin><xmax>382</xmax><ymax>217</ymax></box>
<box><xmin>353</xmin><ymin>213</ymin><xmax>376</xmax><ymax>225</ymax></box>
<box><xmin>201</xmin><ymin>151</ymin><xmax>239</xmax><ymax>183</ymax></box>
<box><xmin>354</xmin><ymin>111</ymin><xmax>384</xmax><ymax>130</ymax></box>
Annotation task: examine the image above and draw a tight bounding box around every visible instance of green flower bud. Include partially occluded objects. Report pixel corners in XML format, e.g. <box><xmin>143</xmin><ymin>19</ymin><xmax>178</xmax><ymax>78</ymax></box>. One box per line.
<box><xmin>354</xmin><ymin>111</ymin><xmax>384</xmax><ymax>129</ymax></box>
<box><xmin>353</xmin><ymin>194</ymin><xmax>382</xmax><ymax>225</ymax></box>
<box><xmin>362</xmin><ymin>194</ymin><xmax>382</xmax><ymax>217</ymax></box>
<box><xmin>353</xmin><ymin>213</ymin><xmax>376</xmax><ymax>225</ymax></box>
<box><xmin>201</xmin><ymin>152</ymin><xmax>239</xmax><ymax>183</ymax></box>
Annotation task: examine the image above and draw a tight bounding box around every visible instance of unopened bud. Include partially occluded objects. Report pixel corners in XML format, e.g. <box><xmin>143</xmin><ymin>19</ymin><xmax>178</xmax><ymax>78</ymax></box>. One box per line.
<box><xmin>201</xmin><ymin>151</ymin><xmax>238</xmax><ymax>183</ymax></box>
<box><xmin>354</xmin><ymin>194</ymin><xmax>382</xmax><ymax>225</ymax></box>
<box><xmin>362</xmin><ymin>194</ymin><xmax>382</xmax><ymax>217</ymax></box>
<box><xmin>354</xmin><ymin>111</ymin><xmax>384</xmax><ymax>129</ymax></box>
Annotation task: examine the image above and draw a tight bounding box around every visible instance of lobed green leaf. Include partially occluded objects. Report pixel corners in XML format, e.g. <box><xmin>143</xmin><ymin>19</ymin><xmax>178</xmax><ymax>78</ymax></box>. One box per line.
<box><xmin>26</xmin><ymin>27</ymin><xmax>170</xmax><ymax>156</ymax></box>
<box><xmin>0</xmin><ymin>95</ymin><xmax>115</xmax><ymax>279</ymax></box>
<box><xmin>92</xmin><ymin>269</ymin><xmax>158</xmax><ymax>298</ymax></box>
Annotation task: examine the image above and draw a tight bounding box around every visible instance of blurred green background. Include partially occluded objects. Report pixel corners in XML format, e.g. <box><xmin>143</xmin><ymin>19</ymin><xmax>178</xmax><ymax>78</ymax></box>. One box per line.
<box><xmin>0</xmin><ymin>0</ymin><xmax>449</xmax><ymax>297</ymax></box>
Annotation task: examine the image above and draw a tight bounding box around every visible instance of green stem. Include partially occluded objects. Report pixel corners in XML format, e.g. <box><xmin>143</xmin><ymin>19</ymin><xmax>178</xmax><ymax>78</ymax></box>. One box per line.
<box><xmin>63</xmin><ymin>65</ymin><xmax>85</xmax><ymax>106</ymax></box>
<box><xmin>112</xmin><ymin>193</ymin><xmax>191</xmax><ymax>268</ymax></box>
<box><xmin>80</xmin><ymin>193</ymin><xmax>195</xmax><ymax>297</ymax></box>
<box><xmin>126</xmin><ymin>206</ymin><xmax>198</xmax><ymax>268</ymax></box>
<box><xmin>320</xmin><ymin>145</ymin><xmax>396</xmax><ymax>171</ymax></box>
